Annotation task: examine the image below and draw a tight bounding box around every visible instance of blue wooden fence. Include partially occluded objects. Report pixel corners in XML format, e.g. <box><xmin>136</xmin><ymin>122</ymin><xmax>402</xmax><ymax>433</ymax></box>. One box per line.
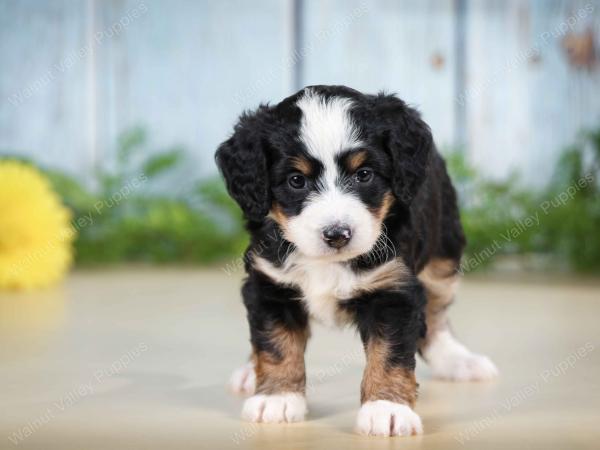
<box><xmin>1</xmin><ymin>0</ymin><xmax>599</xmax><ymax>187</ymax></box>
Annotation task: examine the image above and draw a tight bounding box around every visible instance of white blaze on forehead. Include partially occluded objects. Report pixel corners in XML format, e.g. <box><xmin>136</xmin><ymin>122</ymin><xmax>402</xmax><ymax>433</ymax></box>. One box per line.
<box><xmin>286</xmin><ymin>90</ymin><xmax>379</xmax><ymax>262</ymax></box>
<box><xmin>296</xmin><ymin>90</ymin><xmax>362</xmax><ymax>188</ymax></box>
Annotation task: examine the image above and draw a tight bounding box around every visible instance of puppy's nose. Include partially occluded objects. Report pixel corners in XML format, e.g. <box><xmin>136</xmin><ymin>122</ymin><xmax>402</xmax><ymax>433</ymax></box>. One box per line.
<box><xmin>322</xmin><ymin>224</ymin><xmax>352</xmax><ymax>249</ymax></box>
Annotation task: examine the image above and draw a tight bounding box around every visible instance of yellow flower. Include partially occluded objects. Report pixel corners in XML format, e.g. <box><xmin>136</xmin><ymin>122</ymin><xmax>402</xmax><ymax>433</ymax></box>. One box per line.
<box><xmin>0</xmin><ymin>160</ymin><xmax>75</xmax><ymax>290</ymax></box>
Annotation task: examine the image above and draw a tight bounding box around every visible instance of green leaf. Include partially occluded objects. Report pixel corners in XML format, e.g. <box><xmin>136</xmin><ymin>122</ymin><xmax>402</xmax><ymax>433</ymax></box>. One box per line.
<box><xmin>117</xmin><ymin>126</ymin><xmax>147</xmax><ymax>165</ymax></box>
<box><xmin>141</xmin><ymin>147</ymin><xmax>184</xmax><ymax>178</ymax></box>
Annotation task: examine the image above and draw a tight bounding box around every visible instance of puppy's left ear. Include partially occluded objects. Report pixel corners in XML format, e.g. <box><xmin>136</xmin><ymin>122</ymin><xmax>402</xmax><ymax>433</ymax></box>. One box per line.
<box><xmin>215</xmin><ymin>108</ymin><xmax>272</xmax><ymax>222</ymax></box>
<box><xmin>372</xmin><ymin>94</ymin><xmax>433</xmax><ymax>206</ymax></box>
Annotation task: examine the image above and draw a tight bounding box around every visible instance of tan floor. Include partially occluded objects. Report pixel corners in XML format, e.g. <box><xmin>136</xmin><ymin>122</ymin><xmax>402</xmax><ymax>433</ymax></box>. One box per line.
<box><xmin>0</xmin><ymin>268</ymin><xmax>599</xmax><ymax>450</ymax></box>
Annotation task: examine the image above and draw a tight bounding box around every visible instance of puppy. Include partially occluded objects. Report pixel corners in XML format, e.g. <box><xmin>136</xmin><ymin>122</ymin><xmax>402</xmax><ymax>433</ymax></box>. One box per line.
<box><xmin>216</xmin><ymin>85</ymin><xmax>497</xmax><ymax>437</ymax></box>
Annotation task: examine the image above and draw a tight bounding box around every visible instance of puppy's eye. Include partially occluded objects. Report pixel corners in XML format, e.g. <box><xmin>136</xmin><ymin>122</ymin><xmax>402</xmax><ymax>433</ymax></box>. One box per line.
<box><xmin>355</xmin><ymin>168</ymin><xmax>374</xmax><ymax>183</ymax></box>
<box><xmin>288</xmin><ymin>173</ymin><xmax>307</xmax><ymax>189</ymax></box>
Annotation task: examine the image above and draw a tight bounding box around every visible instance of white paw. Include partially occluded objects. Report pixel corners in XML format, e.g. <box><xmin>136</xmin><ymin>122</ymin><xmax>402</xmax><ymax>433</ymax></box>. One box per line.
<box><xmin>431</xmin><ymin>352</ymin><xmax>498</xmax><ymax>381</ymax></box>
<box><xmin>242</xmin><ymin>393</ymin><xmax>307</xmax><ymax>423</ymax></box>
<box><xmin>229</xmin><ymin>362</ymin><xmax>256</xmax><ymax>395</ymax></box>
<box><xmin>356</xmin><ymin>400</ymin><xmax>423</xmax><ymax>437</ymax></box>
<box><xmin>424</xmin><ymin>331</ymin><xmax>498</xmax><ymax>381</ymax></box>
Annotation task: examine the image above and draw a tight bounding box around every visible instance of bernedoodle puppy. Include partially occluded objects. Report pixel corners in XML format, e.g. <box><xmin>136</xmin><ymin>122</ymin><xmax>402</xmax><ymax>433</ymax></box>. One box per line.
<box><xmin>216</xmin><ymin>85</ymin><xmax>497</xmax><ymax>437</ymax></box>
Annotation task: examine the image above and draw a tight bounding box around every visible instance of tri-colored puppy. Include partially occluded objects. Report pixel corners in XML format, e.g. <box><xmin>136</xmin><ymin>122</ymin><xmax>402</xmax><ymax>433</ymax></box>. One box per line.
<box><xmin>216</xmin><ymin>85</ymin><xmax>497</xmax><ymax>437</ymax></box>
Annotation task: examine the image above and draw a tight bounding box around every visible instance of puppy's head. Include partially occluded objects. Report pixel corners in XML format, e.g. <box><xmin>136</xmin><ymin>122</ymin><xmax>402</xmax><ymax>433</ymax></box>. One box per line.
<box><xmin>216</xmin><ymin>85</ymin><xmax>433</xmax><ymax>261</ymax></box>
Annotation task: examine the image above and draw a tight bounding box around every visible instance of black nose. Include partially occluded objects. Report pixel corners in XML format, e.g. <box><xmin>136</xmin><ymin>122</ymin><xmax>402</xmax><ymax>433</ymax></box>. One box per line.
<box><xmin>322</xmin><ymin>224</ymin><xmax>352</xmax><ymax>249</ymax></box>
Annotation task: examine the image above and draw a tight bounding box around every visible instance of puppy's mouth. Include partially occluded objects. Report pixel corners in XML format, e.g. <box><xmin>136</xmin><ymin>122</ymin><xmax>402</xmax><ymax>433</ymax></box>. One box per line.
<box><xmin>313</xmin><ymin>246</ymin><xmax>363</xmax><ymax>262</ymax></box>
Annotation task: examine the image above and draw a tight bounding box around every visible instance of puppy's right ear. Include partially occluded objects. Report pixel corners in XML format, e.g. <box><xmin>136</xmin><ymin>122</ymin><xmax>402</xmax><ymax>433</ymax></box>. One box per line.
<box><xmin>215</xmin><ymin>109</ymin><xmax>271</xmax><ymax>222</ymax></box>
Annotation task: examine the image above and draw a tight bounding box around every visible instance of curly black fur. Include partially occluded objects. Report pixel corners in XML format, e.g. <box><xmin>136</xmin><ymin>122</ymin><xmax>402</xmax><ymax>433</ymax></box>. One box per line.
<box><xmin>215</xmin><ymin>85</ymin><xmax>466</xmax><ymax>397</ymax></box>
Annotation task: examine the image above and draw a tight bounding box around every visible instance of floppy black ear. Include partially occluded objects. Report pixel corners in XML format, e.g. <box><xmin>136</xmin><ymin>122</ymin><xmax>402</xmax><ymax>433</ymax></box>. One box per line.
<box><xmin>372</xmin><ymin>94</ymin><xmax>433</xmax><ymax>206</ymax></box>
<box><xmin>215</xmin><ymin>109</ymin><xmax>271</xmax><ymax>222</ymax></box>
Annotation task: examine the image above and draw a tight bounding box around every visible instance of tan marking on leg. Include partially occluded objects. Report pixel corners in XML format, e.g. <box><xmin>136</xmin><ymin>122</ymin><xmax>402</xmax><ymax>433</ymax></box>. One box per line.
<box><xmin>418</xmin><ymin>259</ymin><xmax>498</xmax><ymax>380</ymax></box>
<box><xmin>254</xmin><ymin>325</ymin><xmax>309</xmax><ymax>395</ymax></box>
<box><xmin>417</xmin><ymin>258</ymin><xmax>459</xmax><ymax>342</ymax></box>
<box><xmin>361</xmin><ymin>339</ymin><xmax>418</xmax><ymax>407</ymax></box>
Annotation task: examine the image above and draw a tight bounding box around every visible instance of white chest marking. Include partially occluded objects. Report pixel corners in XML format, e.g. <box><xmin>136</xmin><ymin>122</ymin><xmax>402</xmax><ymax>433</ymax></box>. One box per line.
<box><xmin>254</xmin><ymin>254</ymin><xmax>409</xmax><ymax>327</ymax></box>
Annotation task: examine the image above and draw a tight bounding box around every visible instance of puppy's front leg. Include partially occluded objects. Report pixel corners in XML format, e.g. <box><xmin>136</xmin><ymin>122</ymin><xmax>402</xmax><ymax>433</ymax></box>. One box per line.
<box><xmin>241</xmin><ymin>275</ymin><xmax>309</xmax><ymax>423</ymax></box>
<box><xmin>348</xmin><ymin>289</ymin><xmax>425</xmax><ymax>437</ymax></box>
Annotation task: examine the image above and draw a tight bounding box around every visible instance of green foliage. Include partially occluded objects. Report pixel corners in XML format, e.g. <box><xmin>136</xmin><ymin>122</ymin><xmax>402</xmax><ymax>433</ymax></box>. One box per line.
<box><xmin>445</xmin><ymin>152</ymin><xmax>537</xmax><ymax>266</ymax></box>
<box><xmin>4</xmin><ymin>126</ymin><xmax>598</xmax><ymax>272</ymax></box>
<box><xmin>39</xmin><ymin>128</ymin><xmax>247</xmax><ymax>265</ymax></box>
<box><xmin>534</xmin><ymin>130</ymin><xmax>600</xmax><ymax>272</ymax></box>
<box><xmin>446</xmin><ymin>128</ymin><xmax>600</xmax><ymax>273</ymax></box>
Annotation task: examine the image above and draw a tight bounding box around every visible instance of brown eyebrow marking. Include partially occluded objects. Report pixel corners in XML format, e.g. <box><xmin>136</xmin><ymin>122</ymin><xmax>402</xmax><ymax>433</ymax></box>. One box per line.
<box><xmin>346</xmin><ymin>150</ymin><xmax>369</xmax><ymax>172</ymax></box>
<box><xmin>291</xmin><ymin>156</ymin><xmax>313</xmax><ymax>176</ymax></box>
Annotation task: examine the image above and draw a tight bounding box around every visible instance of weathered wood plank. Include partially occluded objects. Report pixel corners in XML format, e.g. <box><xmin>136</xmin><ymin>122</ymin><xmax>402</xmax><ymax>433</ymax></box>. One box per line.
<box><xmin>464</xmin><ymin>0</ymin><xmax>600</xmax><ymax>186</ymax></box>
<box><xmin>1</xmin><ymin>0</ymin><xmax>294</xmax><ymax>180</ymax></box>
<box><xmin>93</xmin><ymin>0</ymin><xmax>293</xmax><ymax>180</ymax></box>
<box><xmin>2</xmin><ymin>0</ymin><xmax>599</xmax><ymax>188</ymax></box>
<box><xmin>0</xmin><ymin>0</ymin><xmax>92</xmax><ymax>174</ymax></box>
<box><xmin>301</xmin><ymin>0</ymin><xmax>458</xmax><ymax>149</ymax></box>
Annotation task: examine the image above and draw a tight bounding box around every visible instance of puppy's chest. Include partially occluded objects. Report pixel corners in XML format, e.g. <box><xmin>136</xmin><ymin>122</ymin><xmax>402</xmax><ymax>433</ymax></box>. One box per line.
<box><xmin>293</xmin><ymin>263</ymin><xmax>357</xmax><ymax>326</ymax></box>
<box><xmin>254</xmin><ymin>256</ymin><xmax>408</xmax><ymax>327</ymax></box>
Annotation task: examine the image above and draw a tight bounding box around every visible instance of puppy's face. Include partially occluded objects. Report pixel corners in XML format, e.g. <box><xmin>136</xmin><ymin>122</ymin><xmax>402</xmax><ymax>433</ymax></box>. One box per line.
<box><xmin>269</xmin><ymin>92</ymin><xmax>394</xmax><ymax>261</ymax></box>
<box><xmin>216</xmin><ymin>86</ymin><xmax>433</xmax><ymax>262</ymax></box>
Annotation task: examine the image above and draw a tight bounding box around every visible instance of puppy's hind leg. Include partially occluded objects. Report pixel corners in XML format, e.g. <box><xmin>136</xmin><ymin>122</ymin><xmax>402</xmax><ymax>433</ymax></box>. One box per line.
<box><xmin>229</xmin><ymin>359</ymin><xmax>256</xmax><ymax>396</ymax></box>
<box><xmin>418</xmin><ymin>259</ymin><xmax>498</xmax><ymax>381</ymax></box>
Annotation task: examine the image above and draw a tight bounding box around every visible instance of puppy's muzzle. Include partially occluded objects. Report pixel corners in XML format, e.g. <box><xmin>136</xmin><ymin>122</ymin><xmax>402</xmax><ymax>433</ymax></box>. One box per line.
<box><xmin>322</xmin><ymin>224</ymin><xmax>352</xmax><ymax>249</ymax></box>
